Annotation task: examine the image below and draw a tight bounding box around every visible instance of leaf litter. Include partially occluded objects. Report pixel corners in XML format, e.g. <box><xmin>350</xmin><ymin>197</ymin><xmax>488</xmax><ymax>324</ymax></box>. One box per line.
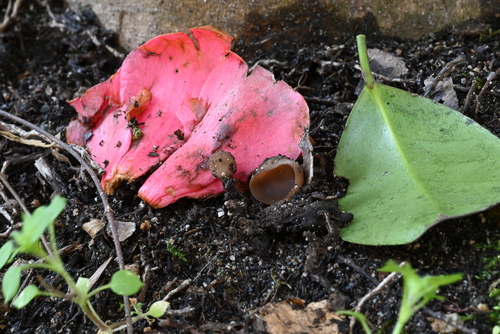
<box><xmin>0</xmin><ymin>2</ymin><xmax>500</xmax><ymax>333</ymax></box>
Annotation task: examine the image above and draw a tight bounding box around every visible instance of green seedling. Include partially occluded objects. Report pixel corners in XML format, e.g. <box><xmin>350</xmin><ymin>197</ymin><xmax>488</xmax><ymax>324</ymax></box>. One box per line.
<box><xmin>0</xmin><ymin>196</ymin><xmax>169</xmax><ymax>333</ymax></box>
<box><xmin>335</xmin><ymin>35</ymin><xmax>500</xmax><ymax>245</ymax></box>
<box><xmin>340</xmin><ymin>261</ymin><xmax>462</xmax><ymax>334</ymax></box>
<box><xmin>474</xmin><ymin>240</ymin><xmax>500</xmax><ymax>280</ymax></box>
<box><xmin>472</xmin><ymin>239</ymin><xmax>500</xmax><ymax>332</ymax></box>
<box><xmin>166</xmin><ymin>240</ymin><xmax>187</xmax><ymax>262</ymax></box>
<box><xmin>480</xmin><ymin>28</ymin><xmax>500</xmax><ymax>41</ymax></box>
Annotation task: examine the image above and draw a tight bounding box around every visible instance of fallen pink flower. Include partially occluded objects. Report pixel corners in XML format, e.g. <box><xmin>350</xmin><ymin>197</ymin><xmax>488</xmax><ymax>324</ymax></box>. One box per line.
<box><xmin>67</xmin><ymin>26</ymin><xmax>309</xmax><ymax>208</ymax></box>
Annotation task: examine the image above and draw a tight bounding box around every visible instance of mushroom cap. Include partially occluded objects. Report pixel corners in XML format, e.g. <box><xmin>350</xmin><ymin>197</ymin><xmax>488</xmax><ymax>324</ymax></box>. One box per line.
<box><xmin>249</xmin><ymin>156</ymin><xmax>304</xmax><ymax>205</ymax></box>
<box><xmin>209</xmin><ymin>151</ymin><xmax>236</xmax><ymax>178</ymax></box>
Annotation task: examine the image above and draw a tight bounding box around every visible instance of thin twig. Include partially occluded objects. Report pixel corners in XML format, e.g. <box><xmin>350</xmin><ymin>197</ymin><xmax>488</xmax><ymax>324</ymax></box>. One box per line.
<box><xmin>423</xmin><ymin>307</ymin><xmax>477</xmax><ymax>334</ymax></box>
<box><xmin>0</xmin><ymin>109</ymin><xmax>133</xmax><ymax>334</ymax></box>
<box><xmin>423</xmin><ymin>55</ymin><xmax>465</xmax><ymax>98</ymax></box>
<box><xmin>0</xmin><ymin>0</ymin><xmax>23</xmax><ymax>33</ymax></box>
<box><xmin>337</xmin><ymin>255</ymin><xmax>379</xmax><ymax>285</ymax></box>
<box><xmin>475</xmin><ymin>67</ymin><xmax>500</xmax><ymax>114</ymax></box>
<box><xmin>0</xmin><ymin>223</ymin><xmax>22</xmax><ymax>238</ymax></box>
<box><xmin>348</xmin><ymin>271</ymin><xmax>400</xmax><ymax>334</ymax></box>
<box><xmin>163</xmin><ymin>279</ymin><xmax>193</xmax><ymax>301</ymax></box>
<box><xmin>460</xmin><ymin>80</ymin><xmax>477</xmax><ymax>114</ymax></box>
<box><xmin>0</xmin><ymin>173</ymin><xmax>29</xmax><ymax>213</ymax></box>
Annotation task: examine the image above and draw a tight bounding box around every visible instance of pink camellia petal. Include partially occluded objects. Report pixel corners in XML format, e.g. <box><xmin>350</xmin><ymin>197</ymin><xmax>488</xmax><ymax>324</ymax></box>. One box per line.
<box><xmin>67</xmin><ymin>26</ymin><xmax>309</xmax><ymax>207</ymax></box>
<box><xmin>138</xmin><ymin>63</ymin><xmax>309</xmax><ymax>208</ymax></box>
<box><xmin>68</xmin><ymin>26</ymin><xmax>236</xmax><ymax>193</ymax></box>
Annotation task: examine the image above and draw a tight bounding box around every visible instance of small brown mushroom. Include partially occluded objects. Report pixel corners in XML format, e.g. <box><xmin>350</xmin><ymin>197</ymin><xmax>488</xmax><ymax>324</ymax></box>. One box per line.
<box><xmin>209</xmin><ymin>151</ymin><xmax>237</xmax><ymax>178</ymax></box>
<box><xmin>249</xmin><ymin>156</ymin><xmax>304</xmax><ymax>205</ymax></box>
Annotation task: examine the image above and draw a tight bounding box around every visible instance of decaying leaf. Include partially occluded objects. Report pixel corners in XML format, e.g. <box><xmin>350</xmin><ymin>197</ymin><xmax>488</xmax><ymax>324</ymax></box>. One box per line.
<box><xmin>429</xmin><ymin>313</ymin><xmax>463</xmax><ymax>333</ymax></box>
<box><xmin>368</xmin><ymin>48</ymin><xmax>408</xmax><ymax>78</ymax></box>
<box><xmin>255</xmin><ymin>299</ymin><xmax>347</xmax><ymax>334</ymax></box>
<box><xmin>82</xmin><ymin>219</ymin><xmax>105</xmax><ymax>239</ymax></box>
<box><xmin>67</xmin><ymin>26</ymin><xmax>309</xmax><ymax>208</ymax></box>
<box><xmin>424</xmin><ymin>77</ymin><xmax>459</xmax><ymax>109</ymax></box>
<box><xmin>107</xmin><ymin>221</ymin><xmax>135</xmax><ymax>242</ymax></box>
<box><xmin>0</xmin><ymin>121</ymin><xmax>53</xmax><ymax>147</ymax></box>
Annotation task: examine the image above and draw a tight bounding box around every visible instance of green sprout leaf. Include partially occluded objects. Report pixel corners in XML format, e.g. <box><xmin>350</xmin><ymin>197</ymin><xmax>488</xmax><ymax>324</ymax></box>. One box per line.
<box><xmin>75</xmin><ymin>277</ymin><xmax>91</xmax><ymax>295</ymax></box>
<box><xmin>109</xmin><ymin>270</ymin><xmax>143</xmax><ymax>296</ymax></box>
<box><xmin>12</xmin><ymin>196</ymin><xmax>66</xmax><ymax>253</ymax></box>
<box><xmin>147</xmin><ymin>300</ymin><xmax>170</xmax><ymax>318</ymax></box>
<box><xmin>0</xmin><ymin>240</ymin><xmax>16</xmax><ymax>270</ymax></box>
<box><xmin>12</xmin><ymin>285</ymin><xmax>43</xmax><ymax>309</ymax></box>
<box><xmin>380</xmin><ymin>261</ymin><xmax>462</xmax><ymax>333</ymax></box>
<box><xmin>335</xmin><ymin>35</ymin><xmax>500</xmax><ymax>245</ymax></box>
<box><xmin>2</xmin><ymin>265</ymin><xmax>22</xmax><ymax>303</ymax></box>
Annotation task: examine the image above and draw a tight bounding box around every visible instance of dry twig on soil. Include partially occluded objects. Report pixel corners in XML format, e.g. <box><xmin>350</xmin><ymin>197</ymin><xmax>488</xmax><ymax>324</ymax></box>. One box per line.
<box><xmin>347</xmin><ymin>266</ymin><xmax>402</xmax><ymax>334</ymax></box>
<box><xmin>423</xmin><ymin>55</ymin><xmax>465</xmax><ymax>98</ymax></box>
<box><xmin>475</xmin><ymin>67</ymin><xmax>500</xmax><ymax>114</ymax></box>
<box><xmin>0</xmin><ymin>0</ymin><xmax>23</xmax><ymax>33</ymax></box>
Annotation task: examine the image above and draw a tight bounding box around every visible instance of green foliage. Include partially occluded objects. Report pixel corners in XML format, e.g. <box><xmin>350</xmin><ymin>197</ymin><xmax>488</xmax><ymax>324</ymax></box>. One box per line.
<box><xmin>380</xmin><ymin>261</ymin><xmax>462</xmax><ymax>333</ymax></box>
<box><xmin>12</xmin><ymin>285</ymin><xmax>44</xmax><ymax>309</ymax></box>
<box><xmin>342</xmin><ymin>261</ymin><xmax>462</xmax><ymax>334</ymax></box>
<box><xmin>459</xmin><ymin>313</ymin><xmax>476</xmax><ymax>322</ymax></box>
<box><xmin>166</xmin><ymin>240</ymin><xmax>187</xmax><ymax>262</ymax></box>
<box><xmin>13</xmin><ymin>196</ymin><xmax>65</xmax><ymax>255</ymax></box>
<box><xmin>335</xmin><ymin>35</ymin><xmax>500</xmax><ymax>245</ymax></box>
<box><xmin>0</xmin><ymin>241</ymin><xmax>15</xmax><ymax>268</ymax></box>
<box><xmin>491</xmin><ymin>306</ymin><xmax>500</xmax><ymax>325</ymax></box>
<box><xmin>3</xmin><ymin>266</ymin><xmax>22</xmax><ymax>303</ymax></box>
<box><xmin>147</xmin><ymin>301</ymin><xmax>170</xmax><ymax>318</ymax></box>
<box><xmin>109</xmin><ymin>270</ymin><xmax>143</xmax><ymax>295</ymax></box>
<box><xmin>474</xmin><ymin>240</ymin><xmax>500</xmax><ymax>280</ymax></box>
<box><xmin>480</xmin><ymin>28</ymin><xmax>500</xmax><ymax>41</ymax></box>
<box><xmin>0</xmin><ymin>196</ymin><xmax>169</xmax><ymax>333</ymax></box>
<box><xmin>473</xmin><ymin>239</ymin><xmax>500</xmax><ymax>331</ymax></box>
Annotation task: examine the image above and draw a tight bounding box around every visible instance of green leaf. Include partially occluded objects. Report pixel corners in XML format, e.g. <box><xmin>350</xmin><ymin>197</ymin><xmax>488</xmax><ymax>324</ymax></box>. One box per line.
<box><xmin>335</xmin><ymin>35</ymin><xmax>500</xmax><ymax>245</ymax></box>
<box><xmin>379</xmin><ymin>261</ymin><xmax>462</xmax><ymax>333</ymax></box>
<box><xmin>13</xmin><ymin>196</ymin><xmax>66</xmax><ymax>251</ymax></box>
<box><xmin>75</xmin><ymin>277</ymin><xmax>91</xmax><ymax>295</ymax></box>
<box><xmin>0</xmin><ymin>240</ymin><xmax>16</xmax><ymax>269</ymax></box>
<box><xmin>12</xmin><ymin>285</ymin><xmax>42</xmax><ymax>309</ymax></box>
<box><xmin>2</xmin><ymin>265</ymin><xmax>22</xmax><ymax>302</ymax></box>
<box><xmin>147</xmin><ymin>301</ymin><xmax>170</xmax><ymax>318</ymax></box>
<box><xmin>109</xmin><ymin>270</ymin><xmax>143</xmax><ymax>296</ymax></box>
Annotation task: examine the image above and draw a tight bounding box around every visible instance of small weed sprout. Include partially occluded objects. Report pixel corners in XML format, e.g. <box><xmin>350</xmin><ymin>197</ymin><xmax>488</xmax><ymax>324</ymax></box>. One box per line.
<box><xmin>340</xmin><ymin>261</ymin><xmax>462</xmax><ymax>334</ymax></box>
<box><xmin>471</xmin><ymin>239</ymin><xmax>500</xmax><ymax>332</ymax></box>
<box><xmin>0</xmin><ymin>196</ymin><xmax>169</xmax><ymax>333</ymax></box>
<box><xmin>166</xmin><ymin>240</ymin><xmax>187</xmax><ymax>262</ymax></box>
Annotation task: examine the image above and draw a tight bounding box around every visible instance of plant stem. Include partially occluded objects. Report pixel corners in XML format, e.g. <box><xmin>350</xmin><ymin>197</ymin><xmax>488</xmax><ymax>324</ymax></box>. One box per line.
<box><xmin>40</xmin><ymin>255</ymin><xmax>111</xmax><ymax>331</ymax></box>
<box><xmin>0</xmin><ymin>109</ymin><xmax>133</xmax><ymax>333</ymax></box>
<box><xmin>356</xmin><ymin>34</ymin><xmax>374</xmax><ymax>88</ymax></box>
<box><xmin>81</xmin><ymin>300</ymin><xmax>111</xmax><ymax>332</ymax></box>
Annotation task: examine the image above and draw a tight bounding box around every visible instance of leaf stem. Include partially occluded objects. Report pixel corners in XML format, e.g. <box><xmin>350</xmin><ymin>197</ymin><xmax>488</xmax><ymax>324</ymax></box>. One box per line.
<box><xmin>356</xmin><ymin>35</ymin><xmax>374</xmax><ymax>88</ymax></box>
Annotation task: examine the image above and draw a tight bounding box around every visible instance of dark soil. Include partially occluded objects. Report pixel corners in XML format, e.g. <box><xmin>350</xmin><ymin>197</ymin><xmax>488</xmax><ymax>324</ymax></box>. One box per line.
<box><xmin>1</xmin><ymin>1</ymin><xmax>500</xmax><ymax>334</ymax></box>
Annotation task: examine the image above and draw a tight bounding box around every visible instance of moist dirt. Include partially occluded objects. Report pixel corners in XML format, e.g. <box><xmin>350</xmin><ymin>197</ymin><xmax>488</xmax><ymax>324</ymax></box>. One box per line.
<box><xmin>1</xmin><ymin>1</ymin><xmax>500</xmax><ymax>333</ymax></box>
